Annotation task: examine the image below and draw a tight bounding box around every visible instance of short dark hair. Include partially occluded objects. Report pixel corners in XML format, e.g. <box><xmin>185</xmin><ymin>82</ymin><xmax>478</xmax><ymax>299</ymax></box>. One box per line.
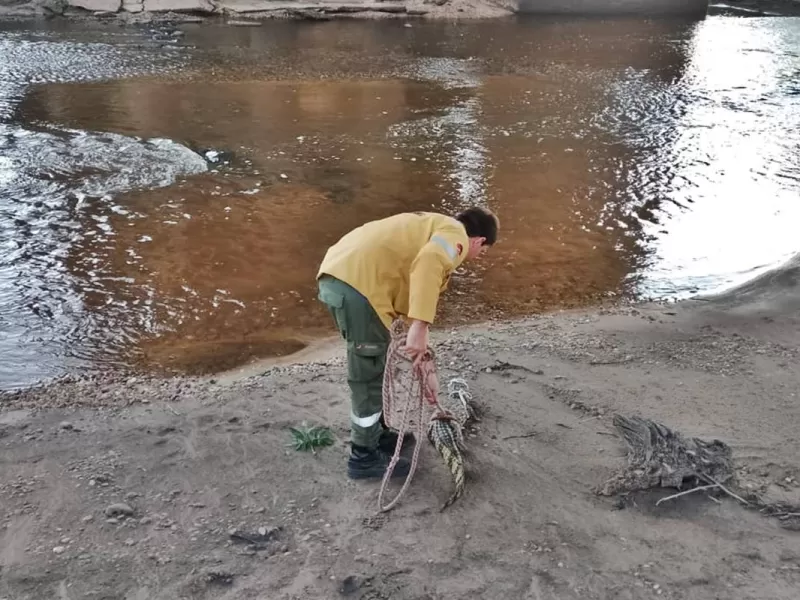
<box><xmin>456</xmin><ymin>206</ymin><xmax>499</xmax><ymax>245</ymax></box>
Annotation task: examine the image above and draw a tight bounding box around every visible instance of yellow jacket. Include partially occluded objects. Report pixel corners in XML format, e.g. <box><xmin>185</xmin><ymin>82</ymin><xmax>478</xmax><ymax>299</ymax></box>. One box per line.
<box><xmin>317</xmin><ymin>212</ymin><xmax>470</xmax><ymax>329</ymax></box>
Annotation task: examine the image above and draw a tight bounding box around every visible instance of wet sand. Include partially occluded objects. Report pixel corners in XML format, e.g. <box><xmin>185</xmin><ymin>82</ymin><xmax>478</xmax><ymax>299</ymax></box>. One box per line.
<box><xmin>1</xmin><ymin>255</ymin><xmax>799</xmax><ymax>599</ymax></box>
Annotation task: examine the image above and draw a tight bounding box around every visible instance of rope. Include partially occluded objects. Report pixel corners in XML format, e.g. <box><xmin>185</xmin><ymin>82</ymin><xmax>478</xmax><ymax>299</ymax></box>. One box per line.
<box><xmin>377</xmin><ymin>319</ymin><xmax>445</xmax><ymax>513</ymax></box>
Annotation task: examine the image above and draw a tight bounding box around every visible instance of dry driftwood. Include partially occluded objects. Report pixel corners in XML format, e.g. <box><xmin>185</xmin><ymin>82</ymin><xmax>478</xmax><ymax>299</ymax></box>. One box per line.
<box><xmin>759</xmin><ymin>501</ymin><xmax>800</xmax><ymax>531</ymax></box>
<box><xmin>598</xmin><ymin>415</ymin><xmax>800</xmax><ymax>531</ymax></box>
<box><xmin>597</xmin><ymin>414</ymin><xmax>734</xmax><ymax>497</ymax></box>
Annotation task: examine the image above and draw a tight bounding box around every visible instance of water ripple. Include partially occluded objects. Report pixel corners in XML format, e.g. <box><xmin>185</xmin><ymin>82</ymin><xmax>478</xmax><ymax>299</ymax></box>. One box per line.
<box><xmin>1</xmin><ymin>17</ymin><xmax>799</xmax><ymax>389</ymax></box>
<box><xmin>0</xmin><ymin>29</ymin><xmax>204</xmax><ymax>389</ymax></box>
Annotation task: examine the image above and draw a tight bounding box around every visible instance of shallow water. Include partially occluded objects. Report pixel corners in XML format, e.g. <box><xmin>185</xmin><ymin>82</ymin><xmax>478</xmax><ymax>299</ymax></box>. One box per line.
<box><xmin>0</xmin><ymin>16</ymin><xmax>798</xmax><ymax>389</ymax></box>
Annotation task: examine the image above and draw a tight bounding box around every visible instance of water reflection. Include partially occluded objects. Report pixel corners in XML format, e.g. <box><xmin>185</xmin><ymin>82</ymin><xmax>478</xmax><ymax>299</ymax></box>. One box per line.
<box><xmin>1</xmin><ymin>16</ymin><xmax>798</xmax><ymax>387</ymax></box>
<box><xmin>597</xmin><ymin>17</ymin><xmax>800</xmax><ymax>295</ymax></box>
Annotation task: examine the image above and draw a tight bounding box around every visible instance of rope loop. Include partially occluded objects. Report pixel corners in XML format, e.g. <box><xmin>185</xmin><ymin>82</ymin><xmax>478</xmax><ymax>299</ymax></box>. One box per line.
<box><xmin>377</xmin><ymin>319</ymin><xmax>440</xmax><ymax>512</ymax></box>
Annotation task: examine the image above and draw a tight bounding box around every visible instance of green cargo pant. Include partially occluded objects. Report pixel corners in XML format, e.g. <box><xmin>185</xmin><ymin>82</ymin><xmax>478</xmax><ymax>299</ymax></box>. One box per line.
<box><xmin>317</xmin><ymin>275</ymin><xmax>390</xmax><ymax>450</ymax></box>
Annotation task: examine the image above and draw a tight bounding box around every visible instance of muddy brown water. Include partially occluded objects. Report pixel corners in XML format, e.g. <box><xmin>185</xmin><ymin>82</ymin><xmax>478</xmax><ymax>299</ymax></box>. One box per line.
<box><xmin>1</xmin><ymin>16</ymin><xmax>798</xmax><ymax>389</ymax></box>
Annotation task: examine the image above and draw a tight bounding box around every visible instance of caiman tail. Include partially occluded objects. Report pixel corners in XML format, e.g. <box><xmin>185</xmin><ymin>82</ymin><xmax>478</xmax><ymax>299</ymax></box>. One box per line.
<box><xmin>427</xmin><ymin>413</ymin><xmax>466</xmax><ymax>511</ymax></box>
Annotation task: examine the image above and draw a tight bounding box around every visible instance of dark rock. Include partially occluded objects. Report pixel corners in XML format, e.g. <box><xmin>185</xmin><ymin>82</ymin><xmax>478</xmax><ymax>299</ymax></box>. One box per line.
<box><xmin>204</xmin><ymin>570</ymin><xmax>235</xmax><ymax>586</ymax></box>
<box><xmin>104</xmin><ymin>503</ymin><xmax>134</xmax><ymax>518</ymax></box>
<box><xmin>339</xmin><ymin>575</ymin><xmax>360</xmax><ymax>595</ymax></box>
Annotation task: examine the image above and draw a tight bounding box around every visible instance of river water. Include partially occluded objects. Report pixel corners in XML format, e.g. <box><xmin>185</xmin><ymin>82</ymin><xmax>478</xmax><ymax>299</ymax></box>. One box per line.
<box><xmin>0</xmin><ymin>16</ymin><xmax>798</xmax><ymax>389</ymax></box>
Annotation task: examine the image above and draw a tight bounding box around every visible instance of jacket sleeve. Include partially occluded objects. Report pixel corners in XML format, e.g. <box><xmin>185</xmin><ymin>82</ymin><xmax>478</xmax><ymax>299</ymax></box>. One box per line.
<box><xmin>407</xmin><ymin>232</ymin><xmax>463</xmax><ymax>324</ymax></box>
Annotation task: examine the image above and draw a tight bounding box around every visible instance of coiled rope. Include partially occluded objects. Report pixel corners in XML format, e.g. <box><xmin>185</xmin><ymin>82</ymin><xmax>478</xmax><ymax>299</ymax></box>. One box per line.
<box><xmin>378</xmin><ymin>319</ymin><xmax>472</xmax><ymax>512</ymax></box>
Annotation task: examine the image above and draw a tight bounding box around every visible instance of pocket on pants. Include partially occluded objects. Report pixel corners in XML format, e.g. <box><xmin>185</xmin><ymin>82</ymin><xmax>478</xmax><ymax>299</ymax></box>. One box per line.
<box><xmin>318</xmin><ymin>284</ymin><xmax>347</xmax><ymax>337</ymax></box>
<box><xmin>348</xmin><ymin>340</ymin><xmax>387</xmax><ymax>383</ymax></box>
<box><xmin>318</xmin><ymin>285</ymin><xmax>344</xmax><ymax>309</ymax></box>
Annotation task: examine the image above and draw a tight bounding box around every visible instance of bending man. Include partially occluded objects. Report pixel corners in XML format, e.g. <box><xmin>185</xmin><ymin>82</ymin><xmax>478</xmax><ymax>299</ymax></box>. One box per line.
<box><xmin>316</xmin><ymin>207</ymin><xmax>499</xmax><ymax>480</ymax></box>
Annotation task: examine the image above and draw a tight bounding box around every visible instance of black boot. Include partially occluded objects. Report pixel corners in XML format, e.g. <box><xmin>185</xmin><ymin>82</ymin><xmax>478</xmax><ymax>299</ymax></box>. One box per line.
<box><xmin>347</xmin><ymin>444</ymin><xmax>411</xmax><ymax>480</ymax></box>
<box><xmin>378</xmin><ymin>429</ymin><xmax>416</xmax><ymax>455</ymax></box>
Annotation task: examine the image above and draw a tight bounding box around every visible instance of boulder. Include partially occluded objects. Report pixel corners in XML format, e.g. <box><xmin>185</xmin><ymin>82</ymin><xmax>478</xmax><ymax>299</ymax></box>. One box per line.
<box><xmin>68</xmin><ymin>0</ymin><xmax>122</xmax><ymax>10</ymax></box>
<box><xmin>143</xmin><ymin>0</ymin><xmax>216</xmax><ymax>11</ymax></box>
<box><xmin>122</xmin><ymin>0</ymin><xmax>143</xmax><ymax>11</ymax></box>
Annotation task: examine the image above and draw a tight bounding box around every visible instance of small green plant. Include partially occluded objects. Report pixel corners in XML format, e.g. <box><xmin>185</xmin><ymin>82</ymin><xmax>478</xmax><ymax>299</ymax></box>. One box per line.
<box><xmin>289</xmin><ymin>423</ymin><xmax>335</xmax><ymax>453</ymax></box>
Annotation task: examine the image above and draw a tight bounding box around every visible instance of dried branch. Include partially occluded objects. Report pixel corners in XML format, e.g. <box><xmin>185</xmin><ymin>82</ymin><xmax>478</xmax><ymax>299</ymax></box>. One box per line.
<box><xmin>655</xmin><ymin>484</ymin><xmax>720</xmax><ymax>506</ymax></box>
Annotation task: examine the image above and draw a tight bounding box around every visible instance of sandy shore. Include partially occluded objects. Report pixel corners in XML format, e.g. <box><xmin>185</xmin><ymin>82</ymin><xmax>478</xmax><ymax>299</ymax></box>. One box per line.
<box><xmin>1</xmin><ymin>255</ymin><xmax>800</xmax><ymax>599</ymax></box>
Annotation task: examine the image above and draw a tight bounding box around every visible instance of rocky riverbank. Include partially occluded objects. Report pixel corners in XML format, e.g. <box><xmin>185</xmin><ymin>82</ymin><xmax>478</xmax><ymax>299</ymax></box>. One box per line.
<box><xmin>0</xmin><ymin>0</ymin><xmax>514</xmax><ymax>23</ymax></box>
<box><xmin>2</xmin><ymin>0</ymin><xmax>800</xmax><ymax>23</ymax></box>
<box><xmin>2</xmin><ymin>254</ymin><xmax>799</xmax><ymax>599</ymax></box>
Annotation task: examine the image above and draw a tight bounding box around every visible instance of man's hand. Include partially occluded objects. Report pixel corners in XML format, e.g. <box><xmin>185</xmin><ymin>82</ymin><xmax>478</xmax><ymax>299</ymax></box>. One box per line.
<box><xmin>405</xmin><ymin>319</ymin><xmax>430</xmax><ymax>366</ymax></box>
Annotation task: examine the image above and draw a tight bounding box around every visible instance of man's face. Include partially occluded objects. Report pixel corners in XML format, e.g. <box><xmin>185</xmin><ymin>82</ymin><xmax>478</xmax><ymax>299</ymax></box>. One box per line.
<box><xmin>466</xmin><ymin>237</ymin><xmax>488</xmax><ymax>260</ymax></box>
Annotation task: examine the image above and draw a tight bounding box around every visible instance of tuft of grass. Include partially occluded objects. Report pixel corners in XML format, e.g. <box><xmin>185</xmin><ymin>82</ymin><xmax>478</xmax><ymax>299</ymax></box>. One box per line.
<box><xmin>289</xmin><ymin>423</ymin><xmax>335</xmax><ymax>453</ymax></box>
